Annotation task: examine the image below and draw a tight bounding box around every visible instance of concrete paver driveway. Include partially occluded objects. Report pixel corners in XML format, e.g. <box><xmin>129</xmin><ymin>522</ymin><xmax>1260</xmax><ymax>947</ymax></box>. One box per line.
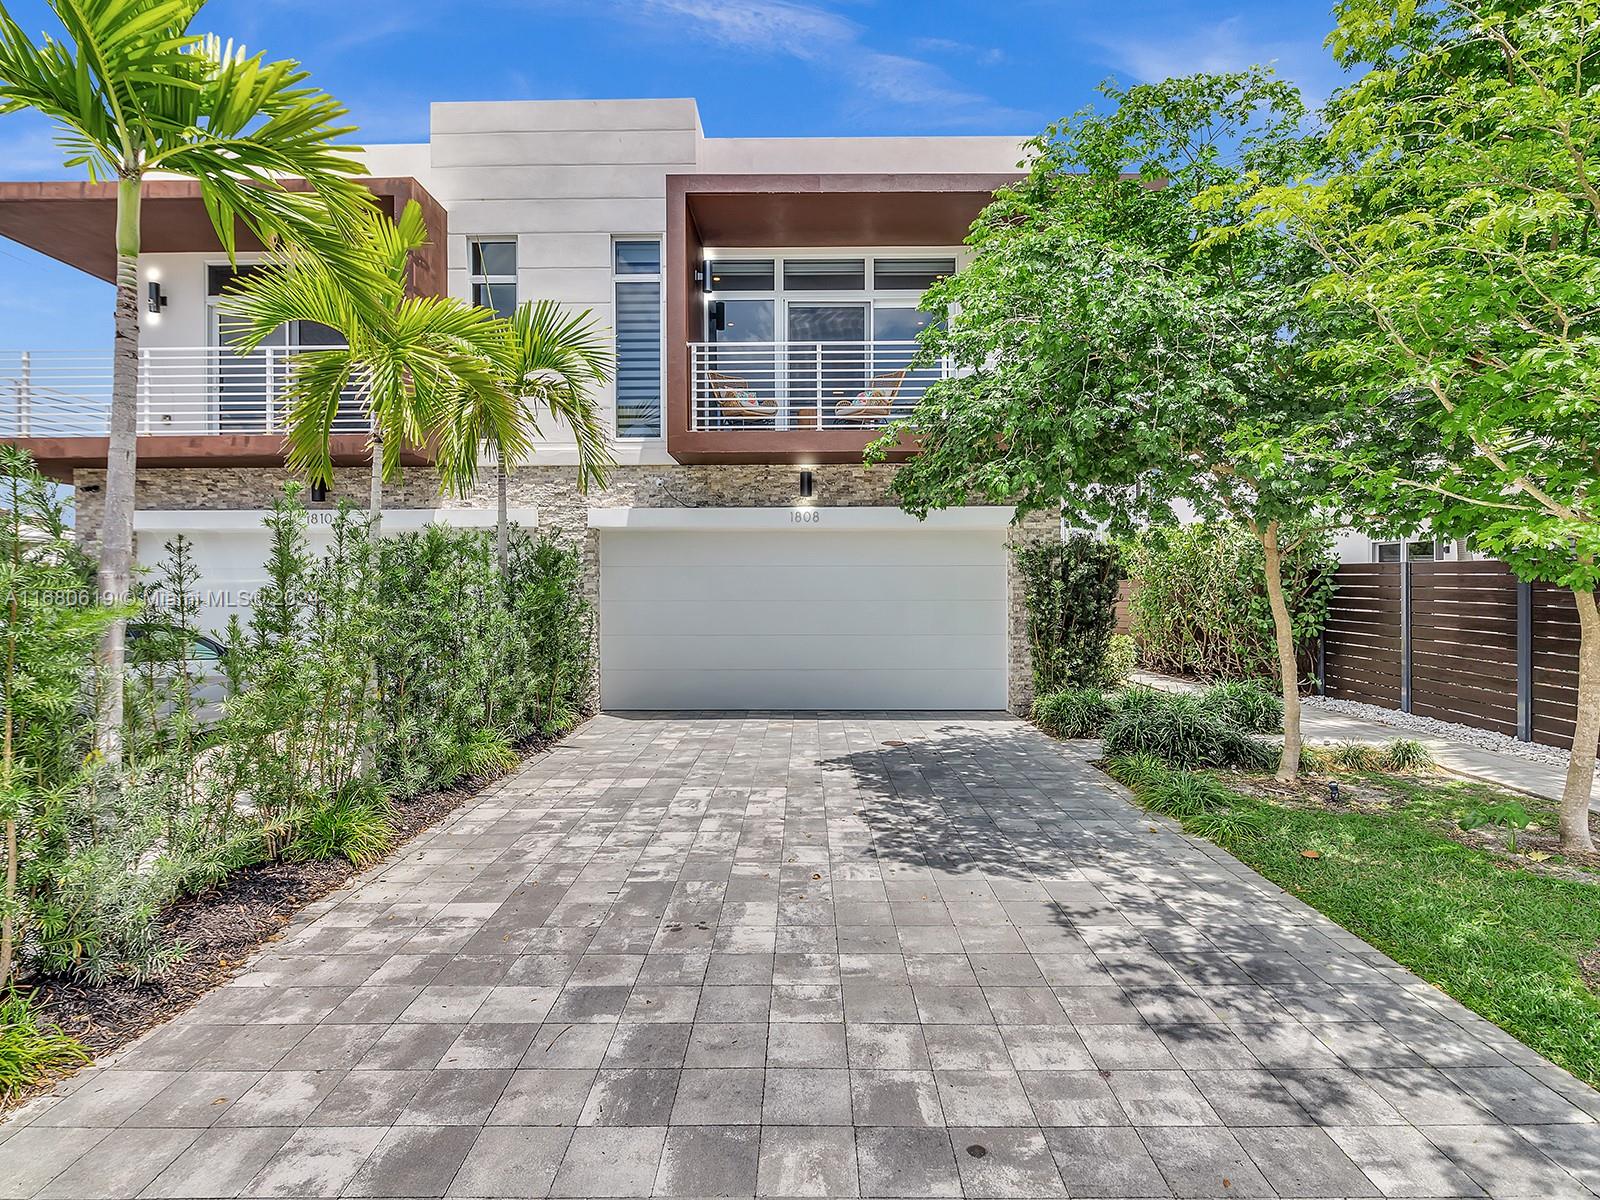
<box><xmin>4</xmin><ymin>712</ymin><xmax>1598</xmax><ymax>1199</ymax></box>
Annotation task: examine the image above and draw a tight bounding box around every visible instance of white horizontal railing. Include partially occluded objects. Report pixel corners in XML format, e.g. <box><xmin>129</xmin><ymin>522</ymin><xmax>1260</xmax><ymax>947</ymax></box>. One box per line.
<box><xmin>690</xmin><ymin>340</ymin><xmax>946</xmax><ymax>431</ymax></box>
<box><xmin>0</xmin><ymin>347</ymin><xmax>367</xmax><ymax>438</ymax></box>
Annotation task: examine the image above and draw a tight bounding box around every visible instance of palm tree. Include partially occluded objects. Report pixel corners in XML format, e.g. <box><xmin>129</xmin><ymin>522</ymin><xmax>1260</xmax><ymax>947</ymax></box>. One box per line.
<box><xmin>0</xmin><ymin>0</ymin><xmax>375</xmax><ymax>763</ymax></box>
<box><xmin>437</xmin><ymin>301</ymin><xmax>615</xmax><ymax>571</ymax></box>
<box><xmin>221</xmin><ymin>200</ymin><xmax>517</xmax><ymax>538</ymax></box>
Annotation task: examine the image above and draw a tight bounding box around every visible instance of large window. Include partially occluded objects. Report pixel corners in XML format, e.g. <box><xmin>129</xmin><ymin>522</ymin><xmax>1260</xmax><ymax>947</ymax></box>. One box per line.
<box><xmin>614</xmin><ymin>239</ymin><xmax>662</xmax><ymax>438</ymax></box>
<box><xmin>469</xmin><ymin>239</ymin><xmax>517</xmax><ymax>318</ymax></box>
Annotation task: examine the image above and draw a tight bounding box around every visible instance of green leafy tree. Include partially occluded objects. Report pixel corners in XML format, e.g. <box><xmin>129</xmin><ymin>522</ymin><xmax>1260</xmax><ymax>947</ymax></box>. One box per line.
<box><xmin>0</xmin><ymin>448</ymin><xmax>122</xmax><ymax>989</ymax></box>
<box><xmin>222</xmin><ymin>200</ymin><xmax>515</xmax><ymax>537</ymax></box>
<box><xmin>0</xmin><ymin>0</ymin><xmax>375</xmax><ymax>764</ymax></box>
<box><xmin>438</xmin><ymin>300</ymin><xmax>616</xmax><ymax>572</ymax></box>
<box><xmin>871</xmin><ymin>70</ymin><xmax>1342</xmax><ymax>781</ymax></box>
<box><xmin>1254</xmin><ymin>0</ymin><xmax>1600</xmax><ymax>849</ymax></box>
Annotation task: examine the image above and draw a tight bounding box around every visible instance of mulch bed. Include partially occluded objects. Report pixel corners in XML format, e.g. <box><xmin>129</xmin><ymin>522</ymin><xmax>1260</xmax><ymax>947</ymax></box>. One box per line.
<box><xmin>6</xmin><ymin>727</ymin><xmax>563</xmax><ymax>1111</ymax></box>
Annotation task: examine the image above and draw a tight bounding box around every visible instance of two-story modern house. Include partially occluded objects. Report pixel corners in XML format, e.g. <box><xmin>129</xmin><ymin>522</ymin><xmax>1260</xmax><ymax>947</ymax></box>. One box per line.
<box><xmin>0</xmin><ymin>98</ymin><xmax>1058</xmax><ymax>712</ymax></box>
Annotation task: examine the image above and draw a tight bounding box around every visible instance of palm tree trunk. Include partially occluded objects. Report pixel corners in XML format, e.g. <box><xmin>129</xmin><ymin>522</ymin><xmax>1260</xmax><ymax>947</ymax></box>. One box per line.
<box><xmin>94</xmin><ymin>175</ymin><xmax>144</xmax><ymax>766</ymax></box>
<box><xmin>497</xmin><ymin>455</ymin><xmax>509</xmax><ymax>573</ymax></box>
<box><xmin>1259</xmin><ymin>519</ymin><xmax>1304</xmax><ymax>783</ymax></box>
<box><xmin>368</xmin><ymin>422</ymin><xmax>384</xmax><ymax>539</ymax></box>
<box><xmin>1559</xmin><ymin>588</ymin><xmax>1598</xmax><ymax>852</ymax></box>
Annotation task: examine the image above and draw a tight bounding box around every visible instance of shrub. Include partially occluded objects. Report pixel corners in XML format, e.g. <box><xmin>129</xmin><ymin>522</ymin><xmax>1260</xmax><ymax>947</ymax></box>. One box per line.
<box><xmin>0</xmin><ymin>991</ymin><xmax>87</xmax><ymax>1100</ymax></box>
<box><xmin>1382</xmin><ymin>739</ymin><xmax>1435</xmax><ymax>773</ymax></box>
<box><xmin>1186</xmin><ymin>805</ymin><xmax>1269</xmax><ymax>845</ymax></box>
<box><xmin>1201</xmin><ymin>680</ymin><xmax>1283</xmax><ymax>733</ymax></box>
<box><xmin>1016</xmin><ymin>535</ymin><xmax>1121</xmax><ymax>694</ymax></box>
<box><xmin>1103</xmin><ymin>689</ymin><xmax>1280</xmax><ymax>770</ymax></box>
<box><xmin>1104</xmin><ymin>752</ymin><xmax>1170</xmax><ymax>791</ymax></box>
<box><xmin>1102</xmin><ymin>692</ymin><xmax>1233</xmax><ymax>768</ymax></box>
<box><xmin>1124</xmin><ymin>521</ymin><xmax>1335</xmax><ymax>682</ymax></box>
<box><xmin>1330</xmin><ymin>741</ymin><xmax>1384</xmax><ymax>771</ymax></box>
<box><xmin>1033</xmin><ymin>688</ymin><xmax>1115</xmax><ymax>739</ymax></box>
<box><xmin>1145</xmin><ymin>769</ymin><xmax>1232</xmax><ymax>817</ymax></box>
<box><xmin>0</xmin><ymin>462</ymin><xmax>598</xmax><ymax>993</ymax></box>
<box><xmin>285</xmin><ymin>787</ymin><xmax>395</xmax><ymax>869</ymax></box>
<box><xmin>1101</xmin><ymin>634</ymin><xmax>1138</xmax><ymax>687</ymax></box>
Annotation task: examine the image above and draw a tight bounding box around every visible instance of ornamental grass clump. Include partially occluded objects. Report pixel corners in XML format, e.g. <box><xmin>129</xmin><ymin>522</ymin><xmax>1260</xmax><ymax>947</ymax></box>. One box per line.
<box><xmin>1032</xmin><ymin>688</ymin><xmax>1116</xmax><ymax>739</ymax></box>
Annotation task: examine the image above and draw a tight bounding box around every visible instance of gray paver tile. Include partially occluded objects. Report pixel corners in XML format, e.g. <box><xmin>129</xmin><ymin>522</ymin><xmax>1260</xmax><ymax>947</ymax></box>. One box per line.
<box><xmin>447</xmin><ymin>1126</ymin><xmax>571</xmax><ymax>1197</ymax></box>
<box><xmin>948</xmin><ymin>1126</ymin><xmax>1066</xmax><ymax>1197</ymax></box>
<box><xmin>670</xmin><ymin>1067</ymin><xmax>765</xmax><ymax>1125</ymax></box>
<box><xmin>757</xmin><ymin>1125</ymin><xmax>858</xmax><ymax>1197</ymax></box>
<box><xmin>850</xmin><ymin>1069</ymin><xmax>944</xmax><ymax>1127</ymax></box>
<box><xmin>550</xmin><ymin>1125</ymin><xmax>666</xmax><ymax>1197</ymax></box>
<box><xmin>653</xmin><ymin>1124</ymin><xmax>760</xmax><ymax>1197</ymax></box>
<box><xmin>0</xmin><ymin>1126</ymin><xmax>108</xmax><ymax>1197</ymax></box>
<box><xmin>397</xmin><ymin>1068</ymin><xmax>512</xmax><ymax>1125</ymax></box>
<box><xmin>578</xmin><ymin>1067</ymin><xmax>680</xmax><ymax>1126</ymax></box>
<box><xmin>856</xmin><ymin>1127</ymin><xmax>961</xmax><ymax>1197</ymax></box>
<box><xmin>238</xmin><ymin>1125</ymin><xmax>387</xmax><ymax>1198</ymax></box>
<box><xmin>1235</xmin><ymin>1125</ymin><xmax>1383</xmax><ymax>1196</ymax></box>
<box><xmin>1138</xmin><ymin>1125</ymin><xmax>1276</xmax><ymax>1197</ymax></box>
<box><xmin>934</xmin><ymin>1069</ymin><xmax>1036</xmax><ymax>1126</ymax></box>
<box><xmin>343</xmin><ymin>1124</ymin><xmax>478</xmax><ymax>1197</ymax></box>
<box><xmin>764</xmin><ymin>1067</ymin><xmax>853</xmax><ymax>1125</ymax></box>
<box><xmin>33</xmin><ymin>1126</ymin><xmax>196</xmax><ymax>1199</ymax></box>
<box><xmin>1017</xmin><ymin>1070</ymin><xmax>1127</xmax><ymax>1127</ymax></box>
<box><xmin>487</xmin><ymin>1068</ymin><xmax>595</xmax><ymax>1126</ymax></box>
<box><xmin>1042</xmin><ymin>1125</ymin><xmax>1171</xmax><ymax>1197</ymax></box>
<box><xmin>1325</xmin><ymin>1124</ymin><xmax>1487</xmax><ymax>1197</ymax></box>
<box><xmin>140</xmin><ymin>1126</ymin><xmax>295</xmax><ymax>1198</ymax></box>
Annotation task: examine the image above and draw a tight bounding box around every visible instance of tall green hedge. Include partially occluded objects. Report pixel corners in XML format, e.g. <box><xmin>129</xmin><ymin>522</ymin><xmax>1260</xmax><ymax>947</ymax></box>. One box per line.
<box><xmin>1016</xmin><ymin>534</ymin><xmax>1122</xmax><ymax>694</ymax></box>
<box><xmin>1124</xmin><ymin>522</ymin><xmax>1335</xmax><ymax>681</ymax></box>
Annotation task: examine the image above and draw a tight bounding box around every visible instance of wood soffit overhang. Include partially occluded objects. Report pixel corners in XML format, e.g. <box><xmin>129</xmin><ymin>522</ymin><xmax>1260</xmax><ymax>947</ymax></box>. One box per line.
<box><xmin>0</xmin><ymin>177</ymin><xmax>447</xmax><ymax>296</ymax></box>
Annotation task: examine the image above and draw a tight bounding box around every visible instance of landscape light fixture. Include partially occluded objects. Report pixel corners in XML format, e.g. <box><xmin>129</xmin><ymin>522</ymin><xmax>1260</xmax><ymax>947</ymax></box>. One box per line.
<box><xmin>799</xmin><ymin>470</ymin><xmax>814</xmax><ymax>499</ymax></box>
<box><xmin>146</xmin><ymin>282</ymin><xmax>168</xmax><ymax>314</ymax></box>
<box><xmin>310</xmin><ymin>480</ymin><xmax>329</xmax><ymax>503</ymax></box>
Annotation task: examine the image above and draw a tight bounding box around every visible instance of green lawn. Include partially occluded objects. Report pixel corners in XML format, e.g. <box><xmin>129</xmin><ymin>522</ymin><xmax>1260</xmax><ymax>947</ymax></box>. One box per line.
<box><xmin>1134</xmin><ymin>769</ymin><xmax>1600</xmax><ymax>1088</ymax></box>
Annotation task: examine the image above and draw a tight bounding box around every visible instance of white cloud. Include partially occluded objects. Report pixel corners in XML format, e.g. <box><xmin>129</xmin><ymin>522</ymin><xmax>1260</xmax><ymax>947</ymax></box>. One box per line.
<box><xmin>622</xmin><ymin>0</ymin><xmax>1032</xmax><ymax>129</ymax></box>
<box><xmin>1090</xmin><ymin>15</ymin><xmax>1343</xmax><ymax>102</ymax></box>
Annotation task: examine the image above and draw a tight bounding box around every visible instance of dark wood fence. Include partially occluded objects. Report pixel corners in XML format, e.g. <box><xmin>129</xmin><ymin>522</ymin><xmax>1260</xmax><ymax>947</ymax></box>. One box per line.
<box><xmin>1320</xmin><ymin>561</ymin><xmax>1580</xmax><ymax>749</ymax></box>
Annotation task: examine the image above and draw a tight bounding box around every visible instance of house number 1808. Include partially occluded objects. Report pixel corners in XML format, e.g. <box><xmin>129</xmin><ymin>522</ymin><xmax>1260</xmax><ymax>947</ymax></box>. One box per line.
<box><xmin>790</xmin><ymin>509</ymin><xmax>821</xmax><ymax>524</ymax></box>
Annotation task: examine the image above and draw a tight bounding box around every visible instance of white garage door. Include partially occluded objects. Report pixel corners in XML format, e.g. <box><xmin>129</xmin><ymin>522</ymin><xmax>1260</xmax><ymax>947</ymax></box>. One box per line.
<box><xmin>599</xmin><ymin>524</ymin><xmax>1008</xmax><ymax>710</ymax></box>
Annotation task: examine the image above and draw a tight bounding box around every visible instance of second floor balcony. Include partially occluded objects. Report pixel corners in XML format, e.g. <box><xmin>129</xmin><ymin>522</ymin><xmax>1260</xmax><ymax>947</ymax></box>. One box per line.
<box><xmin>0</xmin><ymin>347</ymin><xmax>419</xmax><ymax>478</ymax></box>
<box><xmin>688</xmin><ymin>339</ymin><xmax>947</xmax><ymax>432</ymax></box>
<box><xmin>0</xmin><ymin>347</ymin><xmax>369</xmax><ymax>439</ymax></box>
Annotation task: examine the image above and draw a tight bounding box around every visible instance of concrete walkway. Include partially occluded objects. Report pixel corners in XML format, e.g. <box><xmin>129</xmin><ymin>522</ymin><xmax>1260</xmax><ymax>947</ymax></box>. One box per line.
<box><xmin>2</xmin><ymin>712</ymin><xmax>1597</xmax><ymax>1199</ymax></box>
<box><xmin>1136</xmin><ymin>672</ymin><xmax>1600</xmax><ymax>811</ymax></box>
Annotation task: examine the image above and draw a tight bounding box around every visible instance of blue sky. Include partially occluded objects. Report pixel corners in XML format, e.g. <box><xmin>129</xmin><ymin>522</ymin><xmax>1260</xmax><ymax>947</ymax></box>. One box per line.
<box><xmin>0</xmin><ymin>0</ymin><xmax>1345</xmax><ymax>349</ymax></box>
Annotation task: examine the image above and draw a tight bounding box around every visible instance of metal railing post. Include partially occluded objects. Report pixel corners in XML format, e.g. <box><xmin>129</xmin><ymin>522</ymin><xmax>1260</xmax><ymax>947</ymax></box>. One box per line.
<box><xmin>1517</xmin><ymin>578</ymin><xmax>1534</xmax><ymax>742</ymax></box>
<box><xmin>266</xmin><ymin>346</ymin><xmax>278</xmax><ymax>433</ymax></box>
<box><xmin>815</xmin><ymin>343</ymin><xmax>823</xmax><ymax>430</ymax></box>
<box><xmin>1399</xmin><ymin>558</ymin><xmax>1413</xmax><ymax>714</ymax></box>
<box><xmin>17</xmin><ymin>350</ymin><xmax>30</xmax><ymax>437</ymax></box>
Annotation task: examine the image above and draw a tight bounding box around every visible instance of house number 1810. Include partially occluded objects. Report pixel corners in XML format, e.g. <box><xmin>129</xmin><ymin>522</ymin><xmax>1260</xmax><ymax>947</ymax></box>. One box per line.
<box><xmin>790</xmin><ymin>509</ymin><xmax>821</xmax><ymax>524</ymax></box>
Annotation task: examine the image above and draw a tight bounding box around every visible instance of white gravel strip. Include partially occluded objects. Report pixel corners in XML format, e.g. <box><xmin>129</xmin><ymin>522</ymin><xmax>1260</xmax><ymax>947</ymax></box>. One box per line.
<box><xmin>1301</xmin><ymin>693</ymin><xmax>1571</xmax><ymax>767</ymax></box>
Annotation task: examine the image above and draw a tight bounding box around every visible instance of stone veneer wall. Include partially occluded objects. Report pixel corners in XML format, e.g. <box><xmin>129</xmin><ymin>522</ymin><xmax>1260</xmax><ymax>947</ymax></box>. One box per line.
<box><xmin>73</xmin><ymin>463</ymin><xmax>1055</xmax><ymax>713</ymax></box>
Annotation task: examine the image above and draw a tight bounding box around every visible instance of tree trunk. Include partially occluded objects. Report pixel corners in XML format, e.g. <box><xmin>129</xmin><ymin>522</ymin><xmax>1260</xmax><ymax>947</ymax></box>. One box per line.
<box><xmin>368</xmin><ymin>422</ymin><xmax>384</xmax><ymax>540</ymax></box>
<box><xmin>497</xmin><ymin>455</ymin><xmax>509</xmax><ymax>574</ymax></box>
<box><xmin>0</xmin><ymin>815</ymin><xmax>14</xmax><ymax>989</ymax></box>
<box><xmin>1558</xmin><ymin>588</ymin><xmax>1598</xmax><ymax>852</ymax></box>
<box><xmin>94</xmin><ymin>175</ymin><xmax>144</xmax><ymax>765</ymax></box>
<box><xmin>1259</xmin><ymin>520</ymin><xmax>1304</xmax><ymax>783</ymax></box>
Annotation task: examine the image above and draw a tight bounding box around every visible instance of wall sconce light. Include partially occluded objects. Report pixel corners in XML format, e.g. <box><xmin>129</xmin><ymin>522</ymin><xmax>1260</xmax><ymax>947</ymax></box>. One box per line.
<box><xmin>309</xmin><ymin>480</ymin><xmax>329</xmax><ymax>503</ymax></box>
<box><xmin>146</xmin><ymin>282</ymin><xmax>167</xmax><ymax>314</ymax></box>
<box><xmin>799</xmin><ymin>470</ymin><xmax>814</xmax><ymax>499</ymax></box>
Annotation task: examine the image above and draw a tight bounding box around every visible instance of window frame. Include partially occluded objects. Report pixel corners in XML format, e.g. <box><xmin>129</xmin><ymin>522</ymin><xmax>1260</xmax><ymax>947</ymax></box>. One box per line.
<box><xmin>468</xmin><ymin>236</ymin><xmax>518</xmax><ymax>318</ymax></box>
<box><xmin>612</xmin><ymin>235</ymin><xmax>665</xmax><ymax>440</ymax></box>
